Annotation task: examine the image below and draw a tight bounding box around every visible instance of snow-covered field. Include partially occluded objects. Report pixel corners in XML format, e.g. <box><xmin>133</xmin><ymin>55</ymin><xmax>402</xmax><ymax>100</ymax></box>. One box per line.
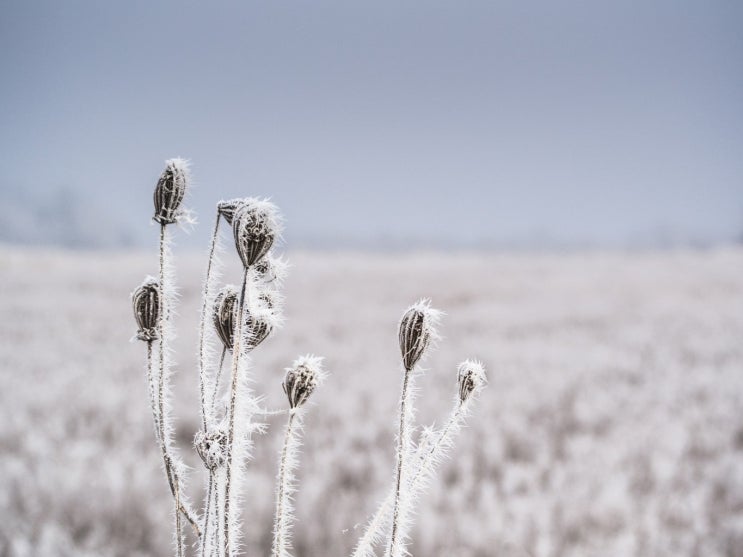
<box><xmin>1</xmin><ymin>246</ymin><xmax>742</xmax><ymax>557</ymax></box>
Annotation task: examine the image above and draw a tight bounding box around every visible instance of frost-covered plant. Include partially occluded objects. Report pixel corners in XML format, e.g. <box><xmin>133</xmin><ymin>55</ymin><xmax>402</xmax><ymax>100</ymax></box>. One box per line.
<box><xmin>131</xmin><ymin>158</ymin><xmax>486</xmax><ymax>557</ymax></box>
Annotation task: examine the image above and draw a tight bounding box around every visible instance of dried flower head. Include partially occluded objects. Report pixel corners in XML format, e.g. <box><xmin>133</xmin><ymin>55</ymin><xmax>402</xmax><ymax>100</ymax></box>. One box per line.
<box><xmin>153</xmin><ymin>158</ymin><xmax>189</xmax><ymax>225</ymax></box>
<box><xmin>194</xmin><ymin>428</ymin><xmax>228</xmax><ymax>470</ymax></box>
<box><xmin>132</xmin><ymin>277</ymin><xmax>160</xmax><ymax>341</ymax></box>
<box><xmin>398</xmin><ymin>299</ymin><xmax>442</xmax><ymax>371</ymax></box>
<box><xmin>282</xmin><ymin>355</ymin><xmax>325</xmax><ymax>409</ymax></box>
<box><xmin>232</xmin><ymin>199</ymin><xmax>282</xmax><ymax>268</ymax></box>
<box><xmin>213</xmin><ymin>286</ymin><xmax>239</xmax><ymax>350</ymax></box>
<box><xmin>457</xmin><ymin>359</ymin><xmax>487</xmax><ymax>403</ymax></box>
<box><xmin>245</xmin><ymin>305</ymin><xmax>274</xmax><ymax>350</ymax></box>
<box><xmin>254</xmin><ymin>254</ymin><xmax>290</xmax><ymax>285</ymax></box>
<box><xmin>217</xmin><ymin>198</ymin><xmax>246</xmax><ymax>225</ymax></box>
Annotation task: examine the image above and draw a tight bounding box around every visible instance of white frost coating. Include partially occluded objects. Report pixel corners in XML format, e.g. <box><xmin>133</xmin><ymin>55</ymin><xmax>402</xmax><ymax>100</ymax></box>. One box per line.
<box><xmin>355</xmin><ymin>362</ymin><xmax>487</xmax><ymax>557</ymax></box>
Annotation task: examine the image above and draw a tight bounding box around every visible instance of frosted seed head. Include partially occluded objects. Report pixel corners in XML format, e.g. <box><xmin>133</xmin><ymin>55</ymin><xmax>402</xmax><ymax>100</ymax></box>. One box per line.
<box><xmin>217</xmin><ymin>198</ymin><xmax>246</xmax><ymax>225</ymax></box>
<box><xmin>282</xmin><ymin>355</ymin><xmax>326</xmax><ymax>409</ymax></box>
<box><xmin>244</xmin><ymin>304</ymin><xmax>274</xmax><ymax>350</ymax></box>
<box><xmin>194</xmin><ymin>428</ymin><xmax>228</xmax><ymax>470</ymax></box>
<box><xmin>254</xmin><ymin>253</ymin><xmax>290</xmax><ymax>286</ymax></box>
<box><xmin>398</xmin><ymin>299</ymin><xmax>442</xmax><ymax>371</ymax></box>
<box><xmin>153</xmin><ymin>158</ymin><xmax>189</xmax><ymax>225</ymax></box>
<box><xmin>457</xmin><ymin>359</ymin><xmax>487</xmax><ymax>403</ymax></box>
<box><xmin>213</xmin><ymin>286</ymin><xmax>239</xmax><ymax>351</ymax></box>
<box><xmin>232</xmin><ymin>198</ymin><xmax>282</xmax><ymax>268</ymax></box>
<box><xmin>132</xmin><ymin>276</ymin><xmax>160</xmax><ymax>341</ymax></box>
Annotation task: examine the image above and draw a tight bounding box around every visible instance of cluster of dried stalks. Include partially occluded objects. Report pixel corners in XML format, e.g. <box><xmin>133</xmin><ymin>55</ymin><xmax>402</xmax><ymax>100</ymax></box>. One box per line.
<box><xmin>131</xmin><ymin>159</ymin><xmax>486</xmax><ymax>557</ymax></box>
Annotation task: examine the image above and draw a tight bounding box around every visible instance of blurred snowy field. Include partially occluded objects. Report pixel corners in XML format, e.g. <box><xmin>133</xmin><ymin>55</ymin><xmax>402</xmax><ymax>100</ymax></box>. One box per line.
<box><xmin>1</xmin><ymin>246</ymin><xmax>743</xmax><ymax>557</ymax></box>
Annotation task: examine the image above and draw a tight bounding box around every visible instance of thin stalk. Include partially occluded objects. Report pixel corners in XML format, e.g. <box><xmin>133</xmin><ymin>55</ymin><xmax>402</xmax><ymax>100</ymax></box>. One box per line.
<box><xmin>387</xmin><ymin>369</ymin><xmax>412</xmax><ymax>557</ymax></box>
<box><xmin>201</xmin><ymin>474</ymin><xmax>214</xmax><ymax>557</ymax></box>
<box><xmin>272</xmin><ymin>412</ymin><xmax>297</xmax><ymax>557</ymax></box>
<box><xmin>157</xmin><ymin>224</ymin><xmax>202</xmax><ymax>541</ymax></box>
<box><xmin>146</xmin><ymin>341</ymin><xmax>160</xmax><ymax>443</ymax></box>
<box><xmin>210</xmin><ymin>347</ymin><xmax>227</xmax><ymax>418</ymax></box>
<box><xmin>199</xmin><ymin>213</ymin><xmax>222</xmax><ymax>432</ymax></box>
<box><xmin>354</xmin><ymin>401</ymin><xmax>469</xmax><ymax>557</ymax></box>
<box><xmin>223</xmin><ymin>268</ymin><xmax>249</xmax><ymax>557</ymax></box>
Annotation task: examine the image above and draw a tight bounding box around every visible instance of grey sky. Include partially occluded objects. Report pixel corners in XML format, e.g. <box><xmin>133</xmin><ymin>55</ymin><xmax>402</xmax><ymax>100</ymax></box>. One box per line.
<box><xmin>1</xmin><ymin>1</ymin><xmax>742</xmax><ymax>249</ymax></box>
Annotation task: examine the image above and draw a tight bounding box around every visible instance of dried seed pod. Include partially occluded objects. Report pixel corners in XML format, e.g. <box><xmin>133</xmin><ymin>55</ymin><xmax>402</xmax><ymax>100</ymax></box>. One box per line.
<box><xmin>132</xmin><ymin>277</ymin><xmax>160</xmax><ymax>341</ymax></box>
<box><xmin>217</xmin><ymin>198</ymin><xmax>246</xmax><ymax>225</ymax></box>
<box><xmin>153</xmin><ymin>158</ymin><xmax>189</xmax><ymax>225</ymax></box>
<box><xmin>245</xmin><ymin>307</ymin><xmax>274</xmax><ymax>350</ymax></box>
<box><xmin>232</xmin><ymin>199</ymin><xmax>281</xmax><ymax>268</ymax></box>
<box><xmin>254</xmin><ymin>254</ymin><xmax>289</xmax><ymax>284</ymax></box>
<box><xmin>398</xmin><ymin>299</ymin><xmax>441</xmax><ymax>371</ymax></box>
<box><xmin>282</xmin><ymin>355</ymin><xmax>325</xmax><ymax>409</ymax></box>
<box><xmin>194</xmin><ymin>428</ymin><xmax>228</xmax><ymax>470</ymax></box>
<box><xmin>457</xmin><ymin>359</ymin><xmax>487</xmax><ymax>403</ymax></box>
<box><xmin>213</xmin><ymin>286</ymin><xmax>239</xmax><ymax>350</ymax></box>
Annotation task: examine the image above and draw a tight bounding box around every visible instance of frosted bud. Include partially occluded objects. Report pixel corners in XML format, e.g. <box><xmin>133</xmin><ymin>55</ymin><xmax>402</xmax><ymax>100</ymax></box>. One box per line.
<box><xmin>217</xmin><ymin>198</ymin><xmax>246</xmax><ymax>225</ymax></box>
<box><xmin>132</xmin><ymin>277</ymin><xmax>160</xmax><ymax>342</ymax></box>
<box><xmin>213</xmin><ymin>286</ymin><xmax>239</xmax><ymax>351</ymax></box>
<box><xmin>282</xmin><ymin>355</ymin><xmax>325</xmax><ymax>409</ymax></box>
<box><xmin>153</xmin><ymin>158</ymin><xmax>189</xmax><ymax>225</ymax></box>
<box><xmin>194</xmin><ymin>429</ymin><xmax>228</xmax><ymax>470</ymax></box>
<box><xmin>245</xmin><ymin>306</ymin><xmax>274</xmax><ymax>350</ymax></box>
<box><xmin>398</xmin><ymin>299</ymin><xmax>442</xmax><ymax>371</ymax></box>
<box><xmin>457</xmin><ymin>359</ymin><xmax>487</xmax><ymax>403</ymax></box>
<box><xmin>254</xmin><ymin>254</ymin><xmax>289</xmax><ymax>284</ymax></box>
<box><xmin>232</xmin><ymin>199</ymin><xmax>282</xmax><ymax>268</ymax></box>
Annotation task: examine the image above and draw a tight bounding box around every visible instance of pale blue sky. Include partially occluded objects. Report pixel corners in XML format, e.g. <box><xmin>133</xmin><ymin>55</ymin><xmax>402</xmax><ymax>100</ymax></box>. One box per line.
<box><xmin>1</xmin><ymin>1</ymin><xmax>741</xmax><ymax>248</ymax></box>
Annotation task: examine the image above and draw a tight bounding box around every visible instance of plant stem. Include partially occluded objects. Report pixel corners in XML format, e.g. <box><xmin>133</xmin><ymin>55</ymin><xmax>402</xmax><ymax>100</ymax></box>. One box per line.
<box><xmin>387</xmin><ymin>368</ymin><xmax>412</xmax><ymax>557</ymax></box>
<box><xmin>272</xmin><ymin>412</ymin><xmax>297</xmax><ymax>557</ymax></box>
<box><xmin>353</xmin><ymin>401</ymin><xmax>467</xmax><ymax>557</ymax></box>
<box><xmin>210</xmin><ymin>347</ymin><xmax>227</xmax><ymax>418</ymax></box>
<box><xmin>199</xmin><ymin>213</ymin><xmax>222</xmax><ymax>432</ymax></box>
<box><xmin>157</xmin><ymin>223</ymin><xmax>202</xmax><ymax>542</ymax></box>
<box><xmin>201</xmin><ymin>474</ymin><xmax>214</xmax><ymax>557</ymax></box>
<box><xmin>223</xmin><ymin>268</ymin><xmax>249</xmax><ymax>557</ymax></box>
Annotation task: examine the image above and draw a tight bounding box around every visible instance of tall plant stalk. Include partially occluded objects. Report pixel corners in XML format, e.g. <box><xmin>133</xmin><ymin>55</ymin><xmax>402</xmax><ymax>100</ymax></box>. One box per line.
<box><xmin>223</xmin><ymin>269</ymin><xmax>249</xmax><ymax>557</ymax></box>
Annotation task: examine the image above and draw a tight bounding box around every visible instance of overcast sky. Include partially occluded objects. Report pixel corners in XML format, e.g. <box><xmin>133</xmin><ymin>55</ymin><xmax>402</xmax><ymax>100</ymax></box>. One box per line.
<box><xmin>1</xmin><ymin>1</ymin><xmax>741</xmax><ymax>249</ymax></box>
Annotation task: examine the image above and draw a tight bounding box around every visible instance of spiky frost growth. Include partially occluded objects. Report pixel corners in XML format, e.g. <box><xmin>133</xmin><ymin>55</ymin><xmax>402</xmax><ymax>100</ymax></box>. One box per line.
<box><xmin>154</xmin><ymin>158</ymin><xmax>190</xmax><ymax>225</ymax></box>
<box><xmin>232</xmin><ymin>198</ymin><xmax>282</xmax><ymax>268</ymax></box>
<box><xmin>132</xmin><ymin>276</ymin><xmax>160</xmax><ymax>342</ymax></box>
<box><xmin>398</xmin><ymin>298</ymin><xmax>441</xmax><ymax>371</ymax></box>
<box><xmin>355</xmin><ymin>362</ymin><xmax>487</xmax><ymax>557</ymax></box>
<box><xmin>272</xmin><ymin>356</ymin><xmax>326</xmax><ymax>557</ymax></box>
<box><xmin>213</xmin><ymin>286</ymin><xmax>239</xmax><ymax>351</ymax></box>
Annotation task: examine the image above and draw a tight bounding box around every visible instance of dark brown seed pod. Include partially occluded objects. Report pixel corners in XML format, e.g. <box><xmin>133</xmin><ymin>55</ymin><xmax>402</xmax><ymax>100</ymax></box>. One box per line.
<box><xmin>217</xmin><ymin>198</ymin><xmax>245</xmax><ymax>226</ymax></box>
<box><xmin>212</xmin><ymin>286</ymin><xmax>239</xmax><ymax>351</ymax></box>
<box><xmin>457</xmin><ymin>359</ymin><xmax>487</xmax><ymax>403</ymax></box>
<box><xmin>282</xmin><ymin>355</ymin><xmax>325</xmax><ymax>409</ymax></box>
<box><xmin>398</xmin><ymin>299</ymin><xmax>441</xmax><ymax>371</ymax></box>
<box><xmin>153</xmin><ymin>158</ymin><xmax>189</xmax><ymax>225</ymax></box>
<box><xmin>194</xmin><ymin>429</ymin><xmax>228</xmax><ymax>470</ymax></box>
<box><xmin>232</xmin><ymin>200</ymin><xmax>280</xmax><ymax>268</ymax></box>
<box><xmin>245</xmin><ymin>308</ymin><xmax>273</xmax><ymax>350</ymax></box>
<box><xmin>132</xmin><ymin>277</ymin><xmax>160</xmax><ymax>341</ymax></box>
